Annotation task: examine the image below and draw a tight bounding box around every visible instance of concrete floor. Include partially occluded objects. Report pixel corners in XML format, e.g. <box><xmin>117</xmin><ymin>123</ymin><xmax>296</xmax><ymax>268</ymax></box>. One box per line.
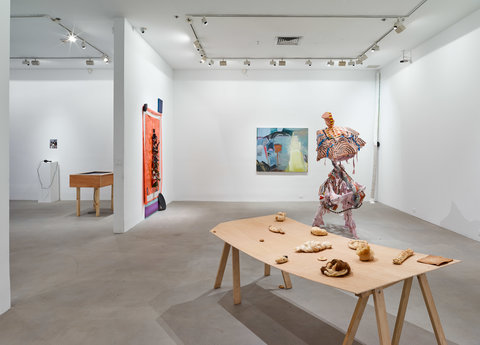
<box><xmin>1</xmin><ymin>200</ymin><xmax>479</xmax><ymax>345</ymax></box>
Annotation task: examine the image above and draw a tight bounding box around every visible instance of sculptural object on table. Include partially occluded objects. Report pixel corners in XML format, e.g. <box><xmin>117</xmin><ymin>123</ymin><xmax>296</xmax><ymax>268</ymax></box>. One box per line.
<box><xmin>312</xmin><ymin>112</ymin><xmax>366</xmax><ymax>238</ymax></box>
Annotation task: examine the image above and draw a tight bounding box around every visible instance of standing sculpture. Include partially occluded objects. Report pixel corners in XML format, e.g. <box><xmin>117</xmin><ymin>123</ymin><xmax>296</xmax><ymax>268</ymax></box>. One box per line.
<box><xmin>312</xmin><ymin>112</ymin><xmax>366</xmax><ymax>238</ymax></box>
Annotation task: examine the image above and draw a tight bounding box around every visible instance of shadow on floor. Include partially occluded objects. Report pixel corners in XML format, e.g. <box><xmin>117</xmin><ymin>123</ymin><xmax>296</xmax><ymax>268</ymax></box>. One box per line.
<box><xmin>161</xmin><ymin>282</ymin><xmax>365</xmax><ymax>345</ymax></box>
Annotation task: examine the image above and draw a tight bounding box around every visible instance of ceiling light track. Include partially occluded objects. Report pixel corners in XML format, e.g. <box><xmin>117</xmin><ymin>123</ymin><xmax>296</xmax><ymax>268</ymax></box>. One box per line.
<box><xmin>11</xmin><ymin>14</ymin><xmax>110</xmax><ymax>63</ymax></box>
<box><xmin>186</xmin><ymin>0</ymin><xmax>427</xmax><ymax>67</ymax></box>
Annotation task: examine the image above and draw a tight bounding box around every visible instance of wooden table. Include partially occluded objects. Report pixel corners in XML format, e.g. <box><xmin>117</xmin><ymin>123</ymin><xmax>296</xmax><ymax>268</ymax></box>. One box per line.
<box><xmin>69</xmin><ymin>172</ymin><xmax>113</xmax><ymax>217</ymax></box>
<box><xmin>211</xmin><ymin>215</ymin><xmax>459</xmax><ymax>345</ymax></box>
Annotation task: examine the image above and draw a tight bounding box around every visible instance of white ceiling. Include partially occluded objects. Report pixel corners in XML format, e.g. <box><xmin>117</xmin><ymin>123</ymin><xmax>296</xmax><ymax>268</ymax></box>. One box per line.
<box><xmin>10</xmin><ymin>0</ymin><xmax>480</xmax><ymax>70</ymax></box>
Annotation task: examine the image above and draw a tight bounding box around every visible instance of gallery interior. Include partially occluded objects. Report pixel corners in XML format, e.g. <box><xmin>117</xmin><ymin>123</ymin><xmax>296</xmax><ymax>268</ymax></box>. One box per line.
<box><xmin>1</xmin><ymin>0</ymin><xmax>480</xmax><ymax>344</ymax></box>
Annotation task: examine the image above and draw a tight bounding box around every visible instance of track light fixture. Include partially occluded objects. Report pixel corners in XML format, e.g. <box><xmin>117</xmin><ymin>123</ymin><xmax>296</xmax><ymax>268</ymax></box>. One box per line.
<box><xmin>270</xmin><ymin>59</ymin><xmax>277</xmax><ymax>66</ymax></box>
<box><xmin>208</xmin><ymin>59</ymin><xmax>214</xmax><ymax>66</ymax></box>
<box><xmin>348</xmin><ymin>60</ymin><xmax>355</xmax><ymax>66</ymax></box>
<box><xmin>219</xmin><ymin>60</ymin><xmax>227</xmax><ymax>66</ymax></box>
<box><xmin>279</xmin><ymin>59</ymin><xmax>286</xmax><ymax>66</ymax></box>
<box><xmin>86</xmin><ymin>59</ymin><xmax>94</xmax><ymax>66</ymax></box>
<box><xmin>202</xmin><ymin>17</ymin><xmax>208</xmax><ymax>26</ymax></box>
<box><xmin>243</xmin><ymin>59</ymin><xmax>251</xmax><ymax>66</ymax></box>
<box><xmin>305</xmin><ymin>59</ymin><xmax>312</xmax><ymax>67</ymax></box>
<box><xmin>356</xmin><ymin>58</ymin><xmax>363</xmax><ymax>65</ymax></box>
<box><xmin>81</xmin><ymin>41</ymin><xmax>86</xmax><ymax>49</ymax></box>
<box><xmin>399</xmin><ymin>50</ymin><xmax>411</xmax><ymax>63</ymax></box>
<box><xmin>371</xmin><ymin>44</ymin><xmax>379</xmax><ymax>52</ymax></box>
<box><xmin>66</xmin><ymin>32</ymin><xmax>77</xmax><ymax>43</ymax></box>
<box><xmin>338</xmin><ymin>60</ymin><xmax>346</xmax><ymax>67</ymax></box>
<box><xmin>103</xmin><ymin>55</ymin><xmax>110</xmax><ymax>64</ymax></box>
<box><xmin>327</xmin><ymin>60</ymin><xmax>334</xmax><ymax>66</ymax></box>
<box><xmin>22</xmin><ymin>59</ymin><xmax>30</xmax><ymax>66</ymax></box>
<box><xmin>193</xmin><ymin>40</ymin><xmax>201</xmax><ymax>51</ymax></box>
<box><xmin>394</xmin><ymin>18</ymin><xmax>406</xmax><ymax>33</ymax></box>
<box><xmin>31</xmin><ymin>59</ymin><xmax>40</xmax><ymax>66</ymax></box>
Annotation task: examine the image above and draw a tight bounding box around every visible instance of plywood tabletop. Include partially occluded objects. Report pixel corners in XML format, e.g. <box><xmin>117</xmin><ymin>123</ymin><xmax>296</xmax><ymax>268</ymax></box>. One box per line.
<box><xmin>210</xmin><ymin>215</ymin><xmax>460</xmax><ymax>295</ymax></box>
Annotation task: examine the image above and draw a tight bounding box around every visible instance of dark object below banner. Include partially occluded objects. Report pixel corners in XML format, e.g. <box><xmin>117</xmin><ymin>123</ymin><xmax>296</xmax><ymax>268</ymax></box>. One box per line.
<box><xmin>158</xmin><ymin>193</ymin><xmax>166</xmax><ymax>211</ymax></box>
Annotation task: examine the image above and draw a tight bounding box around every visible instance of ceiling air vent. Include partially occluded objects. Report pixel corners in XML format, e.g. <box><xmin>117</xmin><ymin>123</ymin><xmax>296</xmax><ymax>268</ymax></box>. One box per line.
<box><xmin>276</xmin><ymin>36</ymin><xmax>302</xmax><ymax>46</ymax></box>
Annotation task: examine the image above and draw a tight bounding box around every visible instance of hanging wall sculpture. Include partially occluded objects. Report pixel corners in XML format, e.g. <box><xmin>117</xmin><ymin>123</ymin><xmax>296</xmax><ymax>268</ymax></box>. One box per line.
<box><xmin>142</xmin><ymin>100</ymin><xmax>165</xmax><ymax>218</ymax></box>
<box><xmin>312</xmin><ymin>112</ymin><xmax>366</xmax><ymax>238</ymax></box>
<box><xmin>256</xmin><ymin>128</ymin><xmax>308</xmax><ymax>172</ymax></box>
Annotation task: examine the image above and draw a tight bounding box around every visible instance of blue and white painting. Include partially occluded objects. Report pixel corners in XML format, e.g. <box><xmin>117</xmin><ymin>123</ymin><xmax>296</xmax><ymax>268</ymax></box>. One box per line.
<box><xmin>256</xmin><ymin>128</ymin><xmax>308</xmax><ymax>172</ymax></box>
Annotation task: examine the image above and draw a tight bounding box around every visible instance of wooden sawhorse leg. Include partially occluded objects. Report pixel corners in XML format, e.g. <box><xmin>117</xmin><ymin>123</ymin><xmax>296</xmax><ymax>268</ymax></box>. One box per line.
<box><xmin>214</xmin><ymin>242</ymin><xmax>231</xmax><ymax>289</ymax></box>
<box><xmin>232</xmin><ymin>247</ymin><xmax>241</xmax><ymax>305</ymax></box>
<box><xmin>264</xmin><ymin>264</ymin><xmax>271</xmax><ymax>276</ymax></box>
<box><xmin>343</xmin><ymin>291</ymin><xmax>371</xmax><ymax>345</ymax></box>
<box><xmin>392</xmin><ymin>277</ymin><xmax>413</xmax><ymax>345</ymax></box>
<box><xmin>93</xmin><ymin>187</ymin><xmax>100</xmax><ymax>216</ymax></box>
<box><xmin>111</xmin><ymin>183</ymin><xmax>114</xmax><ymax>211</ymax></box>
<box><xmin>281</xmin><ymin>271</ymin><xmax>292</xmax><ymax>289</ymax></box>
<box><xmin>374</xmin><ymin>288</ymin><xmax>391</xmax><ymax>345</ymax></box>
<box><xmin>418</xmin><ymin>274</ymin><xmax>448</xmax><ymax>345</ymax></box>
<box><xmin>76</xmin><ymin>187</ymin><xmax>81</xmax><ymax>216</ymax></box>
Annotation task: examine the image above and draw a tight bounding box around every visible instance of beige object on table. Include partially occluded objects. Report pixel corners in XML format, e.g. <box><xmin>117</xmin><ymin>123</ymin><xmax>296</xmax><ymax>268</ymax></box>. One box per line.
<box><xmin>211</xmin><ymin>215</ymin><xmax>459</xmax><ymax>345</ymax></box>
<box><xmin>311</xmin><ymin>226</ymin><xmax>328</xmax><ymax>236</ymax></box>
<box><xmin>356</xmin><ymin>243</ymin><xmax>374</xmax><ymax>261</ymax></box>
<box><xmin>69</xmin><ymin>172</ymin><xmax>114</xmax><ymax>217</ymax></box>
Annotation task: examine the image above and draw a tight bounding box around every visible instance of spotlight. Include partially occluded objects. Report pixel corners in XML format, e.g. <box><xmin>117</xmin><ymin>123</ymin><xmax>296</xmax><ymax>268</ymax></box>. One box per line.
<box><xmin>371</xmin><ymin>44</ymin><xmax>379</xmax><ymax>52</ymax></box>
<box><xmin>243</xmin><ymin>59</ymin><xmax>251</xmax><ymax>66</ymax></box>
<box><xmin>279</xmin><ymin>59</ymin><xmax>286</xmax><ymax>66</ymax></box>
<box><xmin>208</xmin><ymin>59</ymin><xmax>214</xmax><ymax>66</ymax></box>
<box><xmin>81</xmin><ymin>41</ymin><xmax>87</xmax><ymax>49</ymax></box>
<box><xmin>355</xmin><ymin>59</ymin><xmax>363</xmax><ymax>65</ymax></box>
<box><xmin>202</xmin><ymin>17</ymin><xmax>208</xmax><ymax>26</ymax></box>
<box><xmin>327</xmin><ymin>60</ymin><xmax>334</xmax><ymax>66</ymax></box>
<box><xmin>22</xmin><ymin>59</ymin><xmax>30</xmax><ymax>66</ymax></box>
<box><xmin>31</xmin><ymin>59</ymin><xmax>40</xmax><ymax>66</ymax></box>
<box><xmin>338</xmin><ymin>60</ymin><xmax>346</xmax><ymax>67</ymax></box>
<box><xmin>394</xmin><ymin>19</ymin><xmax>406</xmax><ymax>33</ymax></box>
<box><xmin>140</xmin><ymin>27</ymin><xmax>147</xmax><ymax>34</ymax></box>
<box><xmin>193</xmin><ymin>40</ymin><xmax>201</xmax><ymax>51</ymax></box>
<box><xmin>399</xmin><ymin>50</ymin><xmax>411</xmax><ymax>63</ymax></box>
<box><xmin>270</xmin><ymin>59</ymin><xmax>277</xmax><ymax>66</ymax></box>
<box><xmin>86</xmin><ymin>59</ymin><xmax>94</xmax><ymax>66</ymax></box>
<box><xmin>305</xmin><ymin>59</ymin><xmax>312</xmax><ymax>66</ymax></box>
<box><xmin>219</xmin><ymin>60</ymin><xmax>227</xmax><ymax>66</ymax></box>
<box><xmin>67</xmin><ymin>33</ymin><xmax>77</xmax><ymax>43</ymax></box>
<box><xmin>200</xmin><ymin>56</ymin><xmax>207</xmax><ymax>64</ymax></box>
<box><xmin>103</xmin><ymin>55</ymin><xmax>110</xmax><ymax>64</ymax></box>
<box><xmin>348</xmin><ymin>60</ymin><xmax>355</xmax><ymax>66</ymax></box>
<box><xmin>359</xmin><ymin>54</ymin><xmax>368</xmax><ymax>62</ymax></box>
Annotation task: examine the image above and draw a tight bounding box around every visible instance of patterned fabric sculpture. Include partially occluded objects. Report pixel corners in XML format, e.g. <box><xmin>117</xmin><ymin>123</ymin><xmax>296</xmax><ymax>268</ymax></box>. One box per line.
<box><xmin>313</xmin><ymin>112</ymin><xmax>366</xmax><ymax>238</ymax></box>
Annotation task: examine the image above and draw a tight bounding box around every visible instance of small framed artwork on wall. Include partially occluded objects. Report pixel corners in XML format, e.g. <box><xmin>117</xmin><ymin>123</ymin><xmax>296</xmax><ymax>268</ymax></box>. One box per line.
<box><xmin>49</xmin><ymin>139</ymin><xmax>57</xmax><ymax>149</ymax></box>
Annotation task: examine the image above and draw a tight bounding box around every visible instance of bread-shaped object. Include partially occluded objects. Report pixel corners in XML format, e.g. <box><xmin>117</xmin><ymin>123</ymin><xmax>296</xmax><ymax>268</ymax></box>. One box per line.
<box><xmin>356</xmin><ymin>244</ymin><xmax>374</xmax><ymax>261</ymax></box>
<box><xmin>348</xmin><ymin>239</ymin><xmax>368</xmax><ymax>250</ymax></box>
<box><xmin>275</xmin><ymin>255</ymin><xmax>288</xmax><ymax>264</ymax></box>
<box><xmin>268</xmin><ymin>225</ymin><xmax>285</xmax><ymax>234</ymax></box>
<box><xmin>295</xmin><ymin>240</ymin><xmax>332</xmax><ymax>253</ymax></box>
<box><xmin>275</xmin><ymin>212</ymin><xmax>286</xmax><ymax>222</ymax></box>
<box><xmin>321</xmin><ymin>259</ymin><xmax>351</xmax><ymax>277</ymax></box>
<box><xmin>393</xmin><ymin>249</ymin><xmax>414</xmax><ymax>265</ymax></box>
<box><xmin>311</xmin><ymin>227</ymin><xmax>328</xmax><ymax>236</ymax></box>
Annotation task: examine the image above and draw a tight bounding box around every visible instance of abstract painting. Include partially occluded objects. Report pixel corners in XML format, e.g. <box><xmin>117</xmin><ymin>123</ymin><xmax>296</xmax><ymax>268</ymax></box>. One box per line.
<box><xmin>256</xmin><ymin>128</ymin><xmax>308</xmax><ymax>172</ymax></box>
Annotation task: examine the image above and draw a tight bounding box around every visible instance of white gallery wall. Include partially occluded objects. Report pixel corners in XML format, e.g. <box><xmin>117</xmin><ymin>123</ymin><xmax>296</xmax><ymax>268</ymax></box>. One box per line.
<box><xmin>9</xmin><ymin>69</ymin><xmax>113</xmax><ymax>201</ymax></box>
<box><xmin>174</xmin><ymin>70</ymin><xmax>376</xmax><ymax>201</ymax></box>
<box><xmin>378</xmin><ymin>8</ymin><xmax>480</xmax><ymax>240</ymax></box>
<box><xmin>0</xmin><ymin>0</ymin><xmax>11</xmax><ymax>314</ymax></box>
<box><xmin>113</xmin><ymin>18</ymin><xmax>174</xmax><ymax>233</ymax></box>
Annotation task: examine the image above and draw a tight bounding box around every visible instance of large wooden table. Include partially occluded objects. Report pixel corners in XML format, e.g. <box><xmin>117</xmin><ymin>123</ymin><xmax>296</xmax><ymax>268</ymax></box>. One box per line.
<box><xmin>69</xmin><ymin>172</ymin><xmax>114</xmax><ymax>217</ymax></box>
<box><xmin>211</xmin><ymin>215</ymin><xmax>459</xmax><ymax>345</ymax></box>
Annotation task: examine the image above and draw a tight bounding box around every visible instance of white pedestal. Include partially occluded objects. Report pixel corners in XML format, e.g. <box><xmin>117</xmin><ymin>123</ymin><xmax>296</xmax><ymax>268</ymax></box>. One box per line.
<box><xmin>38</xmin><ymin>161</ymin><xmax>60</xmax><ymax>203</ymax></box>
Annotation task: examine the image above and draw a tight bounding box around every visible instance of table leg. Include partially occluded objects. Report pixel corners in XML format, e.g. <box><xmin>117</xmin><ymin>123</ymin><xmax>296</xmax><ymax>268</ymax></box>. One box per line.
<box><xmin>76</xmin><ymin>187</ymin><xmax>80</xmax><ymax>216</ymax></box>
<box><xmin>373</xmin><ymin>288</ymin><xmax>392</xmax><ymax>345</ymax></box>
<box><xmin>232</xmin><ymin>247</ymin><xmax>241</xmax><ymax>304</ymax></box>
<box><xmin>94</xmin><ymin>187</ymin><xmax>100</xmax><ymax>216</ymax></box>
<box><xmin>392</xmin><ymin>277</ymin><xmax>413</xmax><ymax>345</ymax></box>
<box><xmin>214</xmin><ymin>242</ymin><xmax>231</xmax><ymax>289</ymax></box>
<box><xmin>281</xmin><ymin>271</ymin><xmax>292</xmax><ymax>289</ymax></box>
<box><xmin>111</xmin><ymin>183</ymin><xmax>114</xmax><ymax>211</ymax></box>
<box><xmin>343</xmin><ymin>291</ymin><xmax>371</xmax><ymax>345</ymax></box>
<box><xmin>417</xmin><ymin>274</ymin><xmax>448</xmax><ymax>345</ymax></box>
<box><xmin>264</xmin><ymin>264</ymin><xmax>271</xmax><ymax>276</ymax></box>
